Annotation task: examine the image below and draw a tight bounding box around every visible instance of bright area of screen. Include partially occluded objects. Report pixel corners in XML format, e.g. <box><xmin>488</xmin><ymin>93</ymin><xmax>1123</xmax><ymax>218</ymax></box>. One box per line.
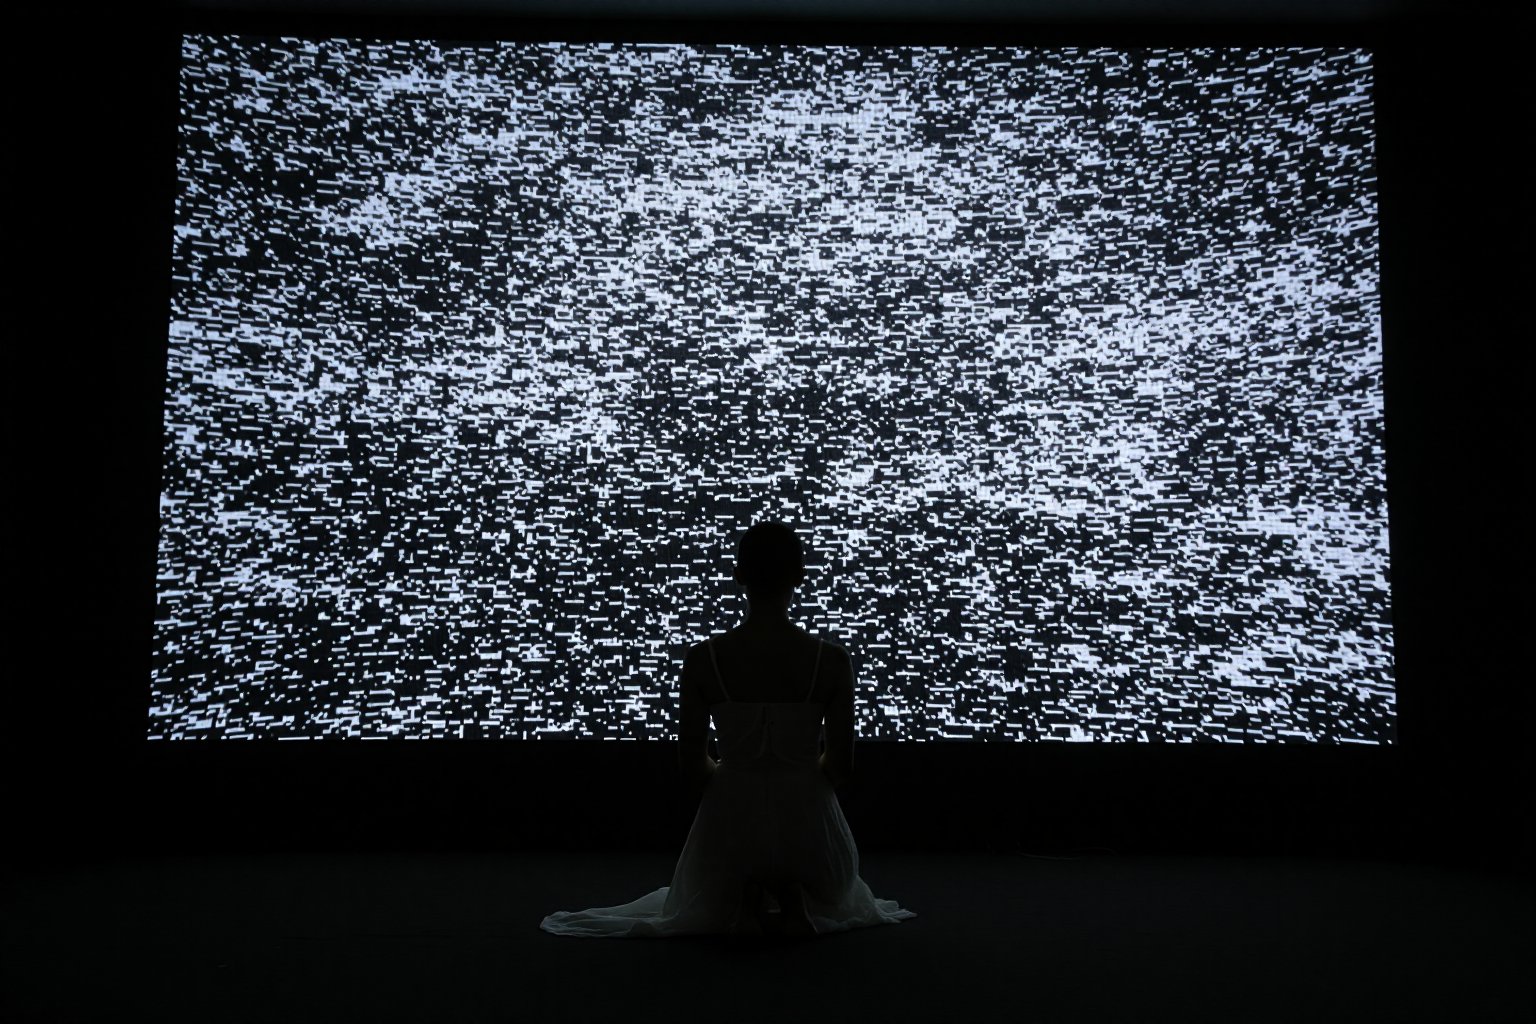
<box><xmin>152</xmin><ymin>37</ymin><xmax>1393</xmax><ymax>742</ymax></box>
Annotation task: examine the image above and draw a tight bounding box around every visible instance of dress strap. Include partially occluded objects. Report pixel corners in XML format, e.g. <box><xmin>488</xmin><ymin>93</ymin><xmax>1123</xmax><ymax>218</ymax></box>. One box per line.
<box><xmin>804</xmin><ymin>639</ymin><xmax>823</xmax><ymax>702</ymax></box>
<box><xmin>705</xmin><ymin>637</ymin><xmax>731</xmax><ymax>702</ymax></box>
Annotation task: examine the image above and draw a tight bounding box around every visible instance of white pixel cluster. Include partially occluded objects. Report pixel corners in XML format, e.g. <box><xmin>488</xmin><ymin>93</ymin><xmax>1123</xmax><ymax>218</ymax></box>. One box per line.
<box><xmin>151</xmin><ymin>39</ymin><xmax>1393</xmax><ymax>742</ymax></box>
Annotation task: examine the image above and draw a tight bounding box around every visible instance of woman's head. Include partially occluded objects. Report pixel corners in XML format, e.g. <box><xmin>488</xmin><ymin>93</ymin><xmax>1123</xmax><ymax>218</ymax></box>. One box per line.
<box><xmin>733</xmin><ymin>521</ymin><xmax>806</xmax><ymax>597</ymax></box>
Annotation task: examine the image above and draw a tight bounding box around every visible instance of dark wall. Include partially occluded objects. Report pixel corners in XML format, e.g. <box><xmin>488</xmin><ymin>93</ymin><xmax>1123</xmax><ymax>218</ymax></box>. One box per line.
<box><xmin>1370</xmin><ymin>16</ymin><xmax>1529</xmax><ymax>870</ymax></box>
<box><xmin>12</xmin><ymin>4</ymin><xmax>1527</xmax><ymax>870</ymax></box>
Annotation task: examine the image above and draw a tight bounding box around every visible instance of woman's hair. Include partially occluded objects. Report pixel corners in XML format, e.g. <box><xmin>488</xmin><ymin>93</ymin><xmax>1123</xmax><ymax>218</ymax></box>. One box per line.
<box><xmin>735</xmin><ymin>521</ymin><xmax>805</xmax><ymax>594</ymax></box>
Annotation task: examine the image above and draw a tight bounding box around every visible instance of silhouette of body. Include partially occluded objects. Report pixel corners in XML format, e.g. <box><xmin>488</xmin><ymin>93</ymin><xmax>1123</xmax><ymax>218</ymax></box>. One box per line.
<box><xmin>540</xmin><ymin>522</ymin><xmax>914</xmax><ymax>939</ymax></box>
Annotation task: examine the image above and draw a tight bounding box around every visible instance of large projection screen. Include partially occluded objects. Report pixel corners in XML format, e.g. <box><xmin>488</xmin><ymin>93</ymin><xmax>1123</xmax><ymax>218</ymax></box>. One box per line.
<box><xmin>151</xmin><ymin>38</ymin><xmax>1393</xmax><ymax>743</ymax></box>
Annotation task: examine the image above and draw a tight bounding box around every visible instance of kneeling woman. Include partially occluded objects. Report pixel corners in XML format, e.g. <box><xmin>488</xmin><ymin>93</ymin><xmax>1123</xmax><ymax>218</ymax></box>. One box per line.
<box><xmin>540</xmin><ymin>521</ymin><xmax>914</xmax><ymax>939</ymax></box>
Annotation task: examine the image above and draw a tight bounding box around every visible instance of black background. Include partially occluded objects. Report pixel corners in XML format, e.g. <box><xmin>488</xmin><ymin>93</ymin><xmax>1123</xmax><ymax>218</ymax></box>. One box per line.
<box><xmin>10</xmin><ymin>1</ymin><xmax>1528</xmax><ymax>869</ymax></box>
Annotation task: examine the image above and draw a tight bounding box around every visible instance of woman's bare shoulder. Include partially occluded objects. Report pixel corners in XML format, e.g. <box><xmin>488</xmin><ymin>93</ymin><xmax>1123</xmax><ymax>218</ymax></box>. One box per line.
<box><xmin>811</xmin><ymin>636</ymin><xmax>847</xmax><ymax>659</ymax></box>
<box><xmin>713</xmin><ymin>626</ymin><xmax>852</xmax><ymax>668</ymax></box>
<box><xmin>683</xmin><ymin>636</ymin><xmax>726</xmax><ymax>669</ymax></box>
<box><xmin>719</xmin><ymin>624</ymin><xmax>816</xmax><ymax>646</ymax></box>
<box><xmin>808</xmin><ymin>638</ymin><xmax>854</xmax><ymax>695</ymax></box>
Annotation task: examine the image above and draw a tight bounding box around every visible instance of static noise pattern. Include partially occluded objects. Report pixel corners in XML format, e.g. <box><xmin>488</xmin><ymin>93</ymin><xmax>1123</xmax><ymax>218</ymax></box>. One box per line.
<box><xmin>152</xmin><ymin>39</ymin><xmax>1393</xmax><ymax>742</ymax></box>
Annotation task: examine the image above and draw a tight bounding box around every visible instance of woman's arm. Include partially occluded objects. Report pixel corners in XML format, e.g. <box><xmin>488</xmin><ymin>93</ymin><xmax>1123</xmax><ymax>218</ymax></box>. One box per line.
<box><xmin>678</xmin><ymin>644</ymin><xmax>717</xmax><ymax>785</ymax></box>
<box><xmin>820</xmin><ymin>646</ymin><xmax>856</xmax><ymax>787</ymax></box>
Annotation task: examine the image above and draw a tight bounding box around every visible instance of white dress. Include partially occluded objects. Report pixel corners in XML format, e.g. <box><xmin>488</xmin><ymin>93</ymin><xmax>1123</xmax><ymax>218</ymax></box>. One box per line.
<box><xmin>540</xmin><ymin>637</ymin><xmax>915</xmax><ymax>938</ymax></box>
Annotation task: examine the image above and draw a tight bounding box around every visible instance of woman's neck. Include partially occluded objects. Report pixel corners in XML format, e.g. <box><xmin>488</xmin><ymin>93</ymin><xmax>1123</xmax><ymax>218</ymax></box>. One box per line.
<box><xmin>741</xmin><ymin>594</ymin><xmax>793</xmax><ymax>629</ymax></box>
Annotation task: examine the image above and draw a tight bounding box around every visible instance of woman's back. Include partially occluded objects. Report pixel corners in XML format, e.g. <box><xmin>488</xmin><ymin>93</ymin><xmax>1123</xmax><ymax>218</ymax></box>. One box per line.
<box><xmin>683</xmin><ymin>626</ymin><xmax>866</xmax><ymax>924</ymax></box>
<box><xmin>704</xmin><ymin>625</ymin><xmax>855</xmax><ymax>787</ymax></box>
<box><xmin>703</xmin><ymin>625</ymin><xmax>829</xmax><ymax>704</ymax></box>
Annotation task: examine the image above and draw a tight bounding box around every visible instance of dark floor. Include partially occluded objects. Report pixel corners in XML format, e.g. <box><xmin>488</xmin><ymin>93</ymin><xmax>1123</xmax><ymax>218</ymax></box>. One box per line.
<box><xmin>4</xmin><ymin>850</ymin><xmax>1531</xmax><ymax>1022</ymax></box>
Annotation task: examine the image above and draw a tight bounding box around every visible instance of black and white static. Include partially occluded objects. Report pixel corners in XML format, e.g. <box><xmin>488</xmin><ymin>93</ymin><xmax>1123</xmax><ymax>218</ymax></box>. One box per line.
<box><xmin>152</xmin><ymin>39</ymin><xmax>1393</xmax><ymax>742</ymax></box>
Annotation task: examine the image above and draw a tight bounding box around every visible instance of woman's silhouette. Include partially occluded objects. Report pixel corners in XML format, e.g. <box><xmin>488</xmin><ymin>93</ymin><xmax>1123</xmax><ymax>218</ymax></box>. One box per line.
<box><xmin>540</xmin><ymin>521</ymin><xmax>914</xmax><ymax>938</ymax></box>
